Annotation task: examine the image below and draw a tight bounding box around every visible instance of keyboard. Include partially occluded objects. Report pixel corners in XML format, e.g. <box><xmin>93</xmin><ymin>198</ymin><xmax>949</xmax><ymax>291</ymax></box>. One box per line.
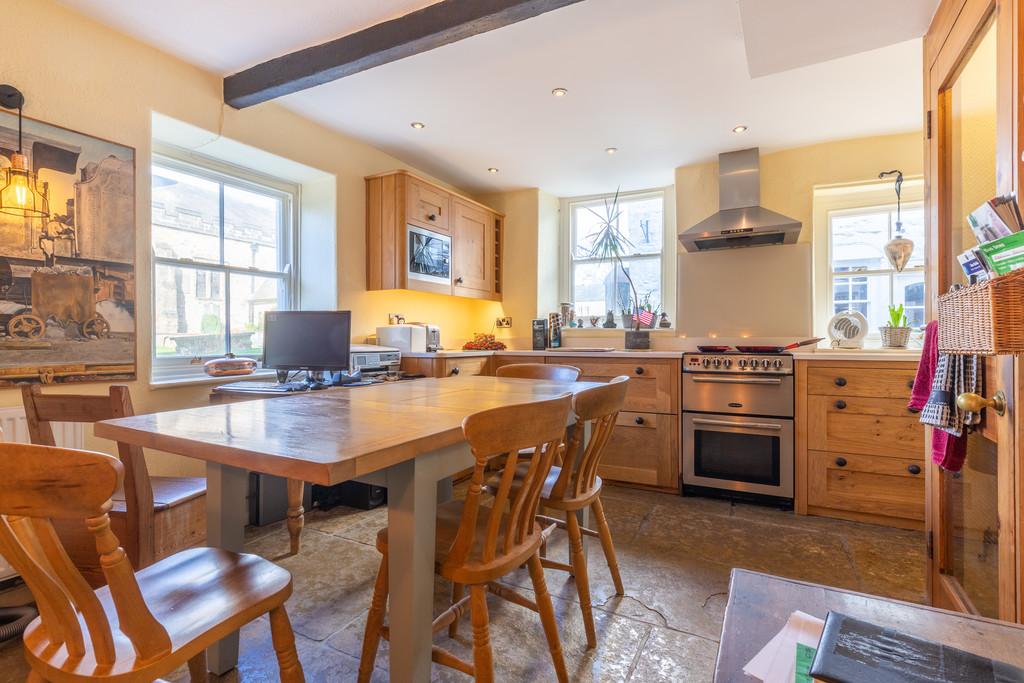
<box><xmin>216</xmin><ymin>381</ymin><xmax>311</xmax><ymax>393</ymax></box>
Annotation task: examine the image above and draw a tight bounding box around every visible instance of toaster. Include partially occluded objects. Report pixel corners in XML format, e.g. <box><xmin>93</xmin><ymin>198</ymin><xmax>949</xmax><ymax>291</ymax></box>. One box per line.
<box><xmin>376</xmin><ymin>324</ymin><xmax>441</xmax><ymax>353</ymax></box>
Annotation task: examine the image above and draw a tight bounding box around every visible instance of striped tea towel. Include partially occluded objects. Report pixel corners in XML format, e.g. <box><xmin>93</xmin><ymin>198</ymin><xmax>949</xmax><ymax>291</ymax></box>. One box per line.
<box><xmin>920</xmin><ymin>352</ymin><xmax>981</xmax><ymax>436</ymax></box>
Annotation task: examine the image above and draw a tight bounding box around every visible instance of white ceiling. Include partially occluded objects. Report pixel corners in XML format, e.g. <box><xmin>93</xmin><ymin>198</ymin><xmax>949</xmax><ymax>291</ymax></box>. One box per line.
<box><xmin>57</xmin><ymin>0</ymin><xmax>938</xmax><ymax>197</ymax></box>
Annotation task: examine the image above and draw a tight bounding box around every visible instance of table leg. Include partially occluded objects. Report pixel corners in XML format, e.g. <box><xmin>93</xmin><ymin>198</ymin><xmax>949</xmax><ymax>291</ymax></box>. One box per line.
<box><xmin>206</xmin><ymin>462</ymin><xmax>249</xmax><ymax>675</ymax></box>
<box><xmin>387</xmin><ymin>457</ymin><xmax>440</xmax><ymax>683</ymax></box>
<box><xmin>286</xmin><ymin>478</ymin><xmax>305</xmax><ymax>555</ymax></box>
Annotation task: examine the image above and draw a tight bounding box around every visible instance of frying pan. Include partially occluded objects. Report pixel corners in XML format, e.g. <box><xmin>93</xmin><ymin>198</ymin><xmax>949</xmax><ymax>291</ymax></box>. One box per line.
<box><xmin>696</xmin><ymin>345</ymin><xmax>732</xmax><ymax>353</ymax></box>
<box><xmin>734</xmin><ymin>338</ymin><xmax>823</xmax><ymax>354</ymax></box>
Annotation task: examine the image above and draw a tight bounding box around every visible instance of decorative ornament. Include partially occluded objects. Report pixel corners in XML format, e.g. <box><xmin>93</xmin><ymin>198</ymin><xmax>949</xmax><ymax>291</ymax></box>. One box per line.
<box><xmin>879</xmin><ymin>169</ymin><xmax>913</xmax><ymax>272</ymax></box>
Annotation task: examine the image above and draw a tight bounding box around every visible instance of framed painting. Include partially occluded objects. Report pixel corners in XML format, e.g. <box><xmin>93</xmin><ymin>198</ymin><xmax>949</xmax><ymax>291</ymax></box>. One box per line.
<box><xmin>0</xmin><ymin>111</ymin><xmax>136</xmax><ymax>385</ymax></box>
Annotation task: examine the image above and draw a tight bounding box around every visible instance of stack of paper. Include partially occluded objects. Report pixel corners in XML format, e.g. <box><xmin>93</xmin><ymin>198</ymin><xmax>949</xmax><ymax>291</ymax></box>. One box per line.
<box><xmin>743</xmin><ymin>611</ymin><xmax>825</xmax><ymax>683</ymax></box>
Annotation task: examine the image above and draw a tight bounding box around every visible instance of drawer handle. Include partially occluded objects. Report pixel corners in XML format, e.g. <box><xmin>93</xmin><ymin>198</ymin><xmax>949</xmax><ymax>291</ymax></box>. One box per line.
<box><xmin>634</xmin><ymin>416</ymin><xmax>645</xmax><ymax>425</ymax></box>
<box><xmin>450</xmin><ymin>367</ymin><xmax>460</xmax><ymax>376</ymax></box>
<box><xmin>907</xmin><ymin>407</ymin><xmax>920</xmax><ymax>414</ymax></box>
<box><xmin>455</xmin><ymin>276</ymin><xmax>464</xmax><ymax>285</ymax></box>
<box><xmin>428</xmin><ymin>213</ymin><xmax>438</xmax><ymax>221</ymax></box>
<box><xmin>835</xmin><ymin>400</ymin><xmax>847</xmax><ymax>410</ymax></box>
<box><xmin>907</xmin><ymin>380</ymin><xmax>914</xmax><ymax>389</ymax></box>
<box><xmin>834</xmin><ymin>457</ymin><xmax>847</xmax><ymax>467</ymax></box>
<box><xmin>907</xmin><ymin>464</ymin><xmax>922</xmax><ymax>475</ymax></box>
<box><xmin>834</xmin><ymin>377</ymin><xmax>847</xmax><ymax>387</ymax></box>
<box><xmin>635</xmin><ymin>367</ymin><xmax>645</xmax><ymax>375</ymax></box>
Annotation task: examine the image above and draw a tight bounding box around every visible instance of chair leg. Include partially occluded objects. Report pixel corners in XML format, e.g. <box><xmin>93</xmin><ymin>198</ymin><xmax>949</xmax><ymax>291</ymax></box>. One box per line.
<box><xmin>527</xmin><ymin>553</ymin><xmax>569</xmax><ymax>683</ymax></box>
<box><xmin>26</xmin><ymin>671</ymin><xmax>46</xmax><ymax>683</ymax></box>
<box><xmin>286</xmin><ymin>478</ymin><xmax>305</xmax><ymax>555</ymax></box>
<box><xmin>358</xmin><ymin>554</ymin><xmax>389</xmax><ymax>683</ymax></box>
<box><xmin>269</xmin><ymin>605</ymin><xmax>305</xmax><ymax>683</ymax></box>
<box><xmin>187</xmin><ymin>650</ymin><xmax>208</xmax><ymax>682</ymax></box>
<box><xmin>449</xmin><ymin>581</ymin><xmax>464</xmax><ymax>638</ymax></box>
<box><xmin>469</xmin><ymin>584</ymin><xmax>494</xmax><ymax>683</ymax></box>
<box><xmin>566</xmin><ymin>512</ymin><xmax>597</xmax><ymax>649</ymax></box>
<box><xmin>592</xmin><ymin>497</ymin><xmax>624</xmax><ymax>596</ymax></box>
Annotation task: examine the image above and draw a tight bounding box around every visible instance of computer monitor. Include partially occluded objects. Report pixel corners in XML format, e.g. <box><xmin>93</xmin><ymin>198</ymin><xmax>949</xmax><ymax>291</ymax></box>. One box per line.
<box><xmin>262</xmin><ymin>310</ymin><xmax>352</xmax><ymax>375</ymax></box>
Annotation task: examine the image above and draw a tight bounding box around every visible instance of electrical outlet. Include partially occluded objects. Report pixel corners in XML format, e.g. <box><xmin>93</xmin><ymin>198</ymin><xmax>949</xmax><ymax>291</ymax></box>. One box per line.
<box><xmin>496</xmin><ymin>317</ymin><xmax>512</xmax><ymax>329</ymax></box>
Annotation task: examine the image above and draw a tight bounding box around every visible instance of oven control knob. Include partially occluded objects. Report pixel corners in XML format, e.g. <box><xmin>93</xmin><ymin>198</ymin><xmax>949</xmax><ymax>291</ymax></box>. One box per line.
<box><xmin>712</xmin><ymin>358</ymin><xmax>721</xmax><ymax>368</ymax></box>
<box><xmin>723</xmin><ymin>358</ymin><xmax>732</xmax><ymax>368</ymax></box>
<box><xmin>760</xmin><ymin>359</ymin><xmax>771</xmax><ymax>368</ymax></box>
<box><xmin>701</xmin><ymin>358</ymin><xmax>710</xmax><ymax>368</ymax></box>
<box><xmin>737</xmin><ymin>359</ymin><xmax>747</xmax><ymax>368</ymax></box>
<box><xmin>773</xmin><ymin>359</ymin><xmax>784</xmax><ymax>369</ymax></box>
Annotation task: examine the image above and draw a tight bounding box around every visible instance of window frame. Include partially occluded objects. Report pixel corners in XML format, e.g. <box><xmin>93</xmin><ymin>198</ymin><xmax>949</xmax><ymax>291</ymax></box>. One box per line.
<box><xmin>150</xmin><ymin>149</ymin><xmax>300</xmax><ymax>383</ymax></box>
<box><xmin>826</xmin><ymin>201</ymin><xmax>926</xmax><ymax>334</ymax></box>
<box><xmin>560</xmin><ymin>187</ymin><xmax>676</xmax><ymax>327</ymax></box>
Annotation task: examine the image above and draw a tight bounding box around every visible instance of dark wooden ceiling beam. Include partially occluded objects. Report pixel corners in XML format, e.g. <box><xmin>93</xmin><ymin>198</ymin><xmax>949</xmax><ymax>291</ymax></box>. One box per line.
<box><xmin>223</xmin><ymin>0</ymin><xmax>586</xmax><ymax>108</ymax></box>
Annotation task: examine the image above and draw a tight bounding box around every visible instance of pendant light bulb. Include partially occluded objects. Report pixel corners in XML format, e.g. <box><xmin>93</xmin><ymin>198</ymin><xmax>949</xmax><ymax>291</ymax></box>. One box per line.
<box><xmin>0</xmin><ymin>85</ymin><xmax>49</xmax><ymax>220</ymax></box>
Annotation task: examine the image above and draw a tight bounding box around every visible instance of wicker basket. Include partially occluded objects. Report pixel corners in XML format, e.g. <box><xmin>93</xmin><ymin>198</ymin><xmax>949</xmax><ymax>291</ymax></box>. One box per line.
<box><xmin>937</xmin><ymin>268</ymin><xmax>1024</xmax><ymax>355</ymax></box>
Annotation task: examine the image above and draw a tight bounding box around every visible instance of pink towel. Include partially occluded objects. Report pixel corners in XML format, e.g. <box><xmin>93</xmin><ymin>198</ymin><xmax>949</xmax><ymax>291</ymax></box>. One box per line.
<box><xmin>909</xmin><ymin>321</ymin><xmax>968</xmax><ymax>471</ymax></box>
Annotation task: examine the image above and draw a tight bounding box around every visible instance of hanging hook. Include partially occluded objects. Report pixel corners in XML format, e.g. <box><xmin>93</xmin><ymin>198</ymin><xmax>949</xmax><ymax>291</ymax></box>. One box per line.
<box><xmin>879</xmin><ymin>169</ymin><xmax>904</xmax><ymax>231</ymax></box>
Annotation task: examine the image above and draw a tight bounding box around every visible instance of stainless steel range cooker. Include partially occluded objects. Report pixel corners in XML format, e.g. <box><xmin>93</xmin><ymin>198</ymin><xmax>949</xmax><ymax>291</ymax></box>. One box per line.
<box><xmin>681</xmin><ymin>352</ymin><xmax>794</xmax><ymax>508</ymax></box>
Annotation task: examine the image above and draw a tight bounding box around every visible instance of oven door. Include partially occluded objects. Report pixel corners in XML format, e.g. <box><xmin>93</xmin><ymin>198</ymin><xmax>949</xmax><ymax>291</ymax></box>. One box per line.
<box><xmin>408</xmin><ymin>225</ymin><xmax>451</xmax><ymax>284</ymax></box>
<box><xmin>682</xmin><ymin>412</ymin><xmax>794</xmax><ymax>498</ymax></box>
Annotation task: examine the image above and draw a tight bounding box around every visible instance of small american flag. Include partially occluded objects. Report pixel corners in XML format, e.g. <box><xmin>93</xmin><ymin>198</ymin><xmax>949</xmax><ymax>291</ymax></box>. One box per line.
<box><xmin>632</xmin><ymin>309</ymin><xmax>655</xmax><ymax>327</ymax></box>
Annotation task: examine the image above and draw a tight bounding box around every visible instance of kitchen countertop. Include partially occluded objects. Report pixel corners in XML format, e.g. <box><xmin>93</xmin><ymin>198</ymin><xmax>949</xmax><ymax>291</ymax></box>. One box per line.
<box><xmin>790</xmin><ymin>346</ymin><xmax>922</xmax><ymax>361</ymax></box>
<box><xmin>404</xmin><ymin>349</ymin><xmax>686</xmax><ymax>359</ymax></box>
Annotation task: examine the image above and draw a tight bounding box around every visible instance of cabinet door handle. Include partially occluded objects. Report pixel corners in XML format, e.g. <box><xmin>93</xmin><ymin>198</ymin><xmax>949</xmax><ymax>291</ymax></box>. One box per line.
<box><xmin>454</xmin><ymin>276</ymin><xmax>464</xmax><ymax>285</ymax></box>
<box><xmin>907</xmin><ymin>464</ymin><xmax>922</xmax><ymax>475</ymax></box>
<box><xmin>427</xmin><ymin>213</ymin><xmax>438</xmax><ymax>221</ymax></box>
<box><xmin>835</xmin><ymin>400</ymin><xmax>847</xmax><ymax>410</ymax></box>
<box><xmin>906</xmin><ymin>379</ymin><xmax>915</xmax><ymax>389</ymax></box>
<box><xmin>834</xmin><ymin>457</ymin><xmax>847</xmax><ymax>467</ymax></box>
<box><xmin>635</xmin><ymin>367</ymin><xmax>645</xmax><ymax>375</ymax></box>
<box><xmin>450</xmin><ymin>367</ymin><xmax>460</xmax><ymax>376</ymax></box>
<box><xmin>834</xmin><ymin>377</ymin><xmax>847</xmax><ymax>387</ymax></box>
<box><xmin>634</xmin><ymin>416</ymin><xmax>645</xmax><ymax>425</ymax></box>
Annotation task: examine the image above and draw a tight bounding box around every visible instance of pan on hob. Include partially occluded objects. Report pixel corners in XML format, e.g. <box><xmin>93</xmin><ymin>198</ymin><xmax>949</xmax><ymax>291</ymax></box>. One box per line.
<box><xmin>696</xmin><ymin>345</ymin><xmax>732</xmax><ymax>353</ymax></box>
<box><xmin>733</xmin><ymin>338</ymin><xmax>823</xmax><ymax>354</ymax></box>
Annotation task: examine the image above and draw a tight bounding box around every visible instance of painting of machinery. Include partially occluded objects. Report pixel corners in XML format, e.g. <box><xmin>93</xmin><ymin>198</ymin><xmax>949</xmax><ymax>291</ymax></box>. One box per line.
<box><xmin>0</xmin><ymin>108</ymin><xmax>135</xmax><ymax>385</ymax></box>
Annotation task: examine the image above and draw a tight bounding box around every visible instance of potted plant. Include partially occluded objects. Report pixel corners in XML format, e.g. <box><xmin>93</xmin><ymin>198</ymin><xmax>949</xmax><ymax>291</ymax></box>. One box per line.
<box><xmin>880</xmin><ymin>304</ymin><xmax>912</xmax><ymax>348</ymax></box>
<box><xmin>586</xmin><ymin>189</ymin><xmax>650</xmax><ymax>349</ymax></box>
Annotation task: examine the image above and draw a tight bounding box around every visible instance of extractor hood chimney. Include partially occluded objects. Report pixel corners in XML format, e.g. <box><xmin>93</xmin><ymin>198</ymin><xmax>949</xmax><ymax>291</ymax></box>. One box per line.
<box><xmin>678</xmin><ymin>148</ymin><xmax>802</xmax><ymax>252</ymax></box>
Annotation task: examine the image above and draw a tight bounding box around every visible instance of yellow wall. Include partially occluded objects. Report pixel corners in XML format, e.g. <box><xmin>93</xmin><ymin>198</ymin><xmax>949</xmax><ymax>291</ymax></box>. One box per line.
<box><xmin>1</xmin><ymin>0</ymin><xmax>502</xmax><ymax>474</ymax></box>
<box><xmin>675</xmin><ymin>131</ymin><xmax>923</xmax><ymax>338</ymax></box>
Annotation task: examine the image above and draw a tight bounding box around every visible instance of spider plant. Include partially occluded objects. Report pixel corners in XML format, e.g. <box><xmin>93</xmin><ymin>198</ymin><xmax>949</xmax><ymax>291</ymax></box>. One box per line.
<box><xmin>585</xmin><ymin>188</ymin><xmax>643</xmax><ymax>331</ymax></box>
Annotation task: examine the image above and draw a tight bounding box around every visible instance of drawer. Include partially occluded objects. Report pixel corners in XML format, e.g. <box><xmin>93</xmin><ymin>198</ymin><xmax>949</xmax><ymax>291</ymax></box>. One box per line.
<box><xmin>807</xmin><ymin>366</ymin><xmax>916</xmax><ymax>399</ymax></box>
<box><xmin>807</xmin><ymin>450</ymin><xmax>925</xmax><ymax>521</ymax></box>
<box><xmin>551</xmin><ymin>357</ymin><xmax>678</xmax><ymax>413</ymax></box>
<box><xmin>405</xmin><ymin>176</ymin><xmax>450</xmax><ymax>231</ymax></box>
<box><xmin>443</xmin><ymin>356</ymin><xmax>489</xmax><ymax>377</ymax></box>
<box><xmin>598</xmin><ymin>412</ymin><xmax>678</xmax><ymax>489</ymax></box>
<box><xmin>807</xmin><ymin>395</ymin><xmax>924</xmax><ymax>458</ymax></box>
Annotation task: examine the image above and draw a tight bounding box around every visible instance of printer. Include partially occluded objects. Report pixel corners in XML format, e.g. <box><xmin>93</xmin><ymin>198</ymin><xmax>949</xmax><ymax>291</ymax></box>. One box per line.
<box><xmin>349</xmin><ymin>344</ymin><xmax>401</xmax><ymax>377</ymax></box>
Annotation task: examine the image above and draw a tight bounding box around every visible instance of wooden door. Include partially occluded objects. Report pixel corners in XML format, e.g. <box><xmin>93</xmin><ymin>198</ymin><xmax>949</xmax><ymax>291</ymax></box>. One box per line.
<box><xmin>924</xmin><ymin>0</ymin><xmax>1019</xmax><ymax>620</ymax></box>
<box><xmin>452</xmin><ymin>199</ymin><xmax>494</xmax><ymax>296</ymax></box>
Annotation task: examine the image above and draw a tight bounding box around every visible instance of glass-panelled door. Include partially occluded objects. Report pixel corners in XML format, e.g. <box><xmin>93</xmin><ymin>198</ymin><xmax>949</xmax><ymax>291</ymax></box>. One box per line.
<box><xmin>925</xmin><ymin>0</ymin><xmax>1018</xmax><ymax>620</ymax></box>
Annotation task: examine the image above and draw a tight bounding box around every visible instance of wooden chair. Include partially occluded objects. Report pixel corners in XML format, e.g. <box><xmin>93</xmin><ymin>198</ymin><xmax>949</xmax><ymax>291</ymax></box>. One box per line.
<box><xmin>21</xmin><ymin>385</ymin><xmax>207</xmax><ymax>586</ymax></box>
<box><xmin>357</xmin><ymin>394</ymin><xmax>574</xmax><ymax>683</ymax></box>
<box><xmin>488</xmin><ymin>376</ymin><xmax>629</xmax><ymax>649</ymax></box>
<box><xmin>494</xmin><ymin>363</ymin><xmax>581</xmax><ymax>382</ymax></box>
<box><xmin>0</xmin><ymin>442</ymin><xmax>304</xmax><ymax>683</ymax></box>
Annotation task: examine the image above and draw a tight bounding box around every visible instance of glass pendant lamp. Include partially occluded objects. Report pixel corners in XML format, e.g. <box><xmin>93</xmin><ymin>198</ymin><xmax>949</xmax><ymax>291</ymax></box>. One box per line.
<box><xmin>0</xmin><ymin>85</ymin><xmax>49</xmax><ymax>220</ymax></box>
<box><xmin>879</xmin><ymin>169</ymin><xmax>913</xmax><ymax>272</ymax></box>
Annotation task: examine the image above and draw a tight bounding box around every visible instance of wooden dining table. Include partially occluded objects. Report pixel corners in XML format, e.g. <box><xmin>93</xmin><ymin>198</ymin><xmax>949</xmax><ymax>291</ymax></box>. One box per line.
<box><xmin>95</xmin><ymin>375</ymin><xmax>600</xmax><ymax>683</ymax></box>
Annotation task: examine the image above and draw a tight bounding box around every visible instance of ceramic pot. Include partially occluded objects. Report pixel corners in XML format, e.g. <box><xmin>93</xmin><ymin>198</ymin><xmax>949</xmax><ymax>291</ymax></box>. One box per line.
<box><xmin>879</xmin><ymin>326</ymin><xmax>911</xmax><ymax>348</ymax></box>
<box><xmin>625</xmin><ymin>329</ymin><xmax>651</xmax><ymax>350</ymax></box>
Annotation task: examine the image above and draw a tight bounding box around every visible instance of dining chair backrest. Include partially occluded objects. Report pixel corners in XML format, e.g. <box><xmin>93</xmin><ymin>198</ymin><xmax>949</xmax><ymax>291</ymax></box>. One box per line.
<box><xmin>21</xmin><ymin>384</ymin><xmax>155</xmax><ymax>567</ymax></box>
<box><xmin>445</xmin><ymin>394</ymin><xmax>573</xmax><ymax>571</ymax></box>
<box><xmin>548</xmin><ymin>376</ymin><xmax>629</xmax><ymax>502</ymax></box>
<box><xmin>0</xmin><ymin>442</ymin><xmax>171</xmax><ymax>667</ymax></box>
<box><xmin>495</xmin><ymin>363</ymin><xmax>581</xmax><ymax>383</ymax></box>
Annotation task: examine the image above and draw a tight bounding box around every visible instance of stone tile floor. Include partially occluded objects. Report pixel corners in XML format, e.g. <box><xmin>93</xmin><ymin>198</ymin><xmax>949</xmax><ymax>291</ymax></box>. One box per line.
<box><xmin>0</xmin><ymin>485</ymin><xmax>925</xmax><ymax>682</ymax></box>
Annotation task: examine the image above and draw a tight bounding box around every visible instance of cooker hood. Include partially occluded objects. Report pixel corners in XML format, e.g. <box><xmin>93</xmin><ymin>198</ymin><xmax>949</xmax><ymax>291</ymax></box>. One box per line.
<box><xmin>679</xmin><ymin>148</ymin><xmax>802</xmax><ymax>252</ymax></box>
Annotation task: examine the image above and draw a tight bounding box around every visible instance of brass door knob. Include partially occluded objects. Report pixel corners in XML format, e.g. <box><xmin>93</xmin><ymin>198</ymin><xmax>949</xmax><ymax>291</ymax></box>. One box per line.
<box><xmin>956</xmin><ymin>390</ymin><xmax>1006</xmax><ymax>416</ymax></box>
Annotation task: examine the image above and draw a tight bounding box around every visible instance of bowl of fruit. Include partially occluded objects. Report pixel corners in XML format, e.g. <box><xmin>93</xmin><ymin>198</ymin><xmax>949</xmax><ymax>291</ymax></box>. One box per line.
<box><xmin>462</xmin><ymin>333</ymin><xmax>507</xmax><ymax>351</ymax></box>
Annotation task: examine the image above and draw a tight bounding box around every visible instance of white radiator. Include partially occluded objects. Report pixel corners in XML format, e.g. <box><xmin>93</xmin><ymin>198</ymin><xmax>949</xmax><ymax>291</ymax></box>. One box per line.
<box><xmin>0</xmin><ymin>406</ymin><xmax>84</xmax><ymax>448</ymax></box>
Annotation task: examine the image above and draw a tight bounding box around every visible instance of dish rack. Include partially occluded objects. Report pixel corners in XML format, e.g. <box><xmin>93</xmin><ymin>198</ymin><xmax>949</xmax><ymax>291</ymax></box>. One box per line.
<box><xmin>937</xmin><ymin>269</ymin><xmax>1024</xmax><ymax>355</ymax></box>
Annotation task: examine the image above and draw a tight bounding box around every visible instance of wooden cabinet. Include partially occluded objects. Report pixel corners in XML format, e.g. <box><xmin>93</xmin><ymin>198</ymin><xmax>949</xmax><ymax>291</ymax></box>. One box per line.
<box><xmin>451</xmin><ymin>199</ymin><xmax>494</xmax><ymax>297</ymax></box>
<box><xmin>400</xmin><ymin>355</ymin><xmax>491</xmax><ymax>378</ymax></box>
<box><xmin>549</xmin><ymin>357</ymin><xmax>678</xmax><ymax>414</ymax></box>
<box><xmin>365</xmin><ymin>170</ymin><xmax>503</xmax><ymax>300</ymax></box>
<box><xmin>796</xmin><ymin>360</ymin><xmax>925</xmax><ymax>529</ymax></box>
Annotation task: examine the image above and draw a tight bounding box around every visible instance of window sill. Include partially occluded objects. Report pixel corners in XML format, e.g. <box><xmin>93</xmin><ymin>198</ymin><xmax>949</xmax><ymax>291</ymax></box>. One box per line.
<box><xmin>149</xmin><ymin>369</ymin><xmax>276</xmax><ymax>391</ymax></box>
<box><xmin>562</xmin><ymin>327</ymin><xmax>676</xmax><ymax>335</ymax></box>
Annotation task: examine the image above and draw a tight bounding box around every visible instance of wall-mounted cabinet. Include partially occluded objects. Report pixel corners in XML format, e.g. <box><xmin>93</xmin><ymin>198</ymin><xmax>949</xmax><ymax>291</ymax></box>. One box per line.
<box><xmin>366</xmin><ymin>170</ymin><xmax>503</xmax><ymax>300</ymax></box>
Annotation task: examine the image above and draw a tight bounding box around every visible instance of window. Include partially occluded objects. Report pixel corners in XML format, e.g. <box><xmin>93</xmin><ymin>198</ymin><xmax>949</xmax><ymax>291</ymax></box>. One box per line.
<box><xmin>151</xmin><ymin>154</ymin><xmax>296</xmax><ymax>381</ymax></box>
<box><xmin>829</xmin><ymin>203</ymin><xmax>926</xmax><ymax>330</ymax></box>
<box><xmin>565</xmin><ymin>189</ymin><xmax>673</xmax><ymax>325</ymax></box>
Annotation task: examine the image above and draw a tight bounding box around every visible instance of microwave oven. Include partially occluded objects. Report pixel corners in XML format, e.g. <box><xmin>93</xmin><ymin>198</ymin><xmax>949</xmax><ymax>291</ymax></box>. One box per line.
<box><xmin>408</xmin><ymin>224</ymin><xmax>451</xmax><ymax>286</ymax></box>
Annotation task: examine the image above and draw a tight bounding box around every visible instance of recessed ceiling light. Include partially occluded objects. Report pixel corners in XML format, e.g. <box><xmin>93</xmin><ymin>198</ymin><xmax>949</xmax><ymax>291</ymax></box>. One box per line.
<box><xmin>410</xmin><ymin>121</ymin><xmax>426</xmax><ymax>129</ymax></box>
<box><xmin>732</xmin><ymin>125</ymin><xmax>748</xmax><ymax>134</ymax></box>
<box><xmin>487</xmin><ymin>167</ymin><xmax>499</xmax><ymax>174</ymax></box>
<box><xmin>605</xmin><ymin>147</ymin><xmax>618</xmax><ymax>155</ymax></box>
<box><xmin>551</xmin><ymin>87</ymin><xmax>568</xmax><ymax>97</ymax></box>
